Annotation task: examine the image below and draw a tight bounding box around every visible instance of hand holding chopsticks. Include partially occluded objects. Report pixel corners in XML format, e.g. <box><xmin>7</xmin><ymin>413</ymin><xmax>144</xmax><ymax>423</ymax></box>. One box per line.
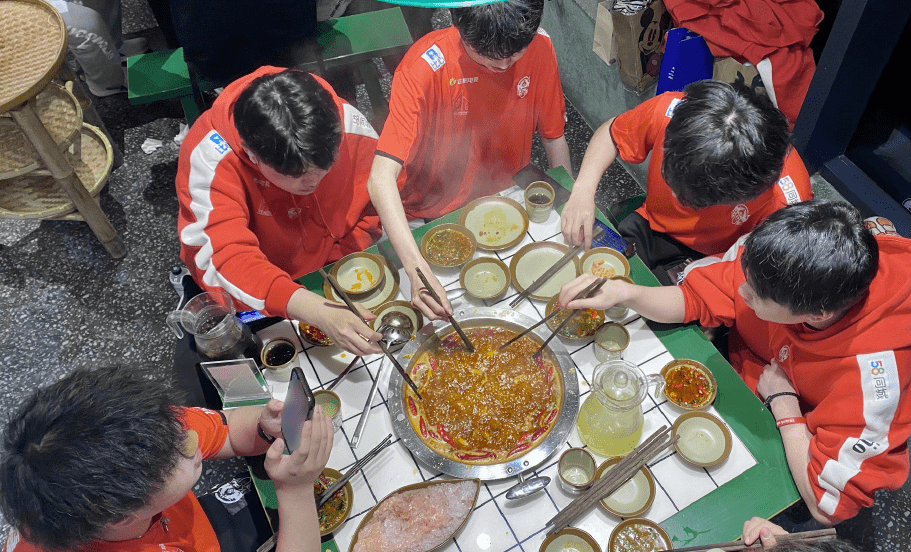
<box><xmin>669</xmin><ymin>528</ymin><xmax>838</xmax><ymax>552</ymax></box>
<box><xmin>316</xmin><ymin>434</ymin><xmax>393</xmax><ymax>507</ymax></box>
<box><xmin>532</xmin><ymin>277</ymin><xmax>607</xmax><ymax>358</ymax></box>
<box><xmin>416</xmin><ymin>268</ymin><xmax>475</xmax><ymax>353</ymax></box>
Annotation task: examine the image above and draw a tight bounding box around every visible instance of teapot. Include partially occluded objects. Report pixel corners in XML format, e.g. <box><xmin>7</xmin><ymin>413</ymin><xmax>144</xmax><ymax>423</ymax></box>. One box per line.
<box><xmin>166</xmin><ymin>291</ymin><xmax>261</xmax><ymax>361</ymax></box>
<box><xmin>576</xmin><ymin>360</ymin><xmax>648</xmax><ymax>457</ymax></box>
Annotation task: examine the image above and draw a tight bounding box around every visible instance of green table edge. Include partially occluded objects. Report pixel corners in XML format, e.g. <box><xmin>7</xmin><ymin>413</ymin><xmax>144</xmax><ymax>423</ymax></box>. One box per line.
<box><xmin>281</xmin><ymin>167</ymin><xmax>799</xmax><ymax>547</ymax></box>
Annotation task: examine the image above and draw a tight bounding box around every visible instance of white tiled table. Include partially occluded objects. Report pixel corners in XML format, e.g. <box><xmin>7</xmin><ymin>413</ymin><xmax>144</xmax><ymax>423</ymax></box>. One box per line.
<box><xmin>253</xmin><ymin>190</ymin><xmax>779</xmax><ymax>552</ymax></box>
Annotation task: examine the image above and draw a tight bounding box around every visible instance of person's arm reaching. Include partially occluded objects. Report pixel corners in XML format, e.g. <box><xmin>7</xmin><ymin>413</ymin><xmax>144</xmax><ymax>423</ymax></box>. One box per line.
<box><xmin>757</xmin><ymin>362</ymin><xmax>839</xmax><ymax>526</ymax></box>
<box><xmin>559</xmin><ymin>273</ymin><xmax>686</xmax><ymax>324</ymax></box>
<box><xmin>560</xmin><ymin>118</ymin><xmax>618</xmax><ymax>250</ymax></box>
<box><xmin>367</xmin><ymin>155</ymin><xmax>451</xmax><ymax>320</ymax></box>
<box><xmin>541</xmin><ymin>135</ymin><xmax>572</xmax><ymax>176</ymax></box>
<box><xmin>215</xmin><ymin>400</ymin><xmax>283</xmax><ymax>458</ymax></box>
<box><xmin>265</xmin><ymin>406</ymin><xmax>334</xmax><ymax>552</ymax></box>
<box><xmin>285</xmin><ymin>289</ymin><xmax>381</xmax><ymax>356</ymax></box>
<box><xmin>742</xmin><ymin>517</ymin><xmax>788</xmax><ymax>547</ymax></box>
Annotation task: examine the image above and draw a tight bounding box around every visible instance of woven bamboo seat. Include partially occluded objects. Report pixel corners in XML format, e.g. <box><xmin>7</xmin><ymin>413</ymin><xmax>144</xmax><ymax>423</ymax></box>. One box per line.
<box><xmin>0</xmin><ymin>123</ymin><xmax>112</xmax><ymax>219</ymax></box>
<box><xmin>1</xmin><ymin>82</ymin><xmax>83</xmax><ymax>179</ymax></box>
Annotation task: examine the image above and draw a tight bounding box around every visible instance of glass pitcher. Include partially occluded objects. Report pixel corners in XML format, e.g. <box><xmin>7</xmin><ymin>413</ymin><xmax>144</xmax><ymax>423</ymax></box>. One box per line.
<box><xmin>576</xmin><ymin>359</ymin><xmax>648</xmax><ymax>457</ymax></box>
<box><xmin>166</xmin><ymin>291</ymin><xmax>261</xmax><ymax>361</ymax></box>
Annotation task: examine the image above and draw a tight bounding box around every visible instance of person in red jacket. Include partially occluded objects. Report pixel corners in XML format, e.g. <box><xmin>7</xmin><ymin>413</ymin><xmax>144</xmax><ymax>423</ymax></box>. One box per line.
<box><xmin>561</xmin><ymin>80</ymin><xmax>812</xmax><ymax>285</ymax></box>
<box><xmin>368</xmin><ymin>0</ymin><xmax>571</xmax><ymax>320</ymax></box>
<box><xmin>1</xmin><ymin>367</ymin><xmax>333</xmax><ymax>552</ymax></box>
<box><xmin>176</xmin><ymin>67</ymin><xmax>382</xmax><ymax>356</ymax></box>
<box><xmin>559</xmin><ymin>200</ymin><xmax>911</xmax><ymax>524</ymax></box>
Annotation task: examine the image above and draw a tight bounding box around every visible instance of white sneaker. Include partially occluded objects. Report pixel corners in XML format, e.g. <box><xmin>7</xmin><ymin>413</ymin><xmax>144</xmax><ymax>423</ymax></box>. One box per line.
<box><xmin>119</xmin><ymin>37</ymin><xmax>149</xmax><ymax>60</ymax></box>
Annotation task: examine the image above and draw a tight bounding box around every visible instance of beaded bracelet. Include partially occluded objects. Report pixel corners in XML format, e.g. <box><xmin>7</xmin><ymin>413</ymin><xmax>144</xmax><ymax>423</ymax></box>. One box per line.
<box><xmin>763</xmin><ymin>391</ymin><xmax>799</xmax><ymax>410</ymax></box>
<box><xmin>776</xmin><ymin>417</ymin><xmax>807</xmax><ymax>429</ymax></box>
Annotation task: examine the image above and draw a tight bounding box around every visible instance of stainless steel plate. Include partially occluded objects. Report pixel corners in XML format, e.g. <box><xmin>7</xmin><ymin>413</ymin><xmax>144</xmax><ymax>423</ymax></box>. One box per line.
<box><xmin>388</xmin><ymin>306</ymin><xmax>580</xmax><ymax>480</ymax></box>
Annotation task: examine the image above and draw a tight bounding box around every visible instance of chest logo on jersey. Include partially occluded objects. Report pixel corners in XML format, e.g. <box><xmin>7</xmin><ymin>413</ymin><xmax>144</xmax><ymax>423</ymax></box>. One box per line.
<box><xmin>288</xmin><ymin>207</ymin><xmax>302</xmax><ymax>219</ymax></box>
<box><xmin>422</xmin><ymin>45</ymin><xmax>445</xmax><ymax>71</ymax></box>
<box><xmin>777</xmin><ymin>175</ymin><xmax>802</xmax><ymax>205</ymax></box>
<box><xmin>453</xmin><ymin>93</ymin><xmax>469</xmax><ymax>116</ymax></box>
<box><xmin>665</xmin><ymin>98</ymin><xmax>682</xmax><ymax>118</ymax></box>
<box><xmin>449</xmin><ymin>76</ymin><xmax>478</xmax><ymax>86</ymax></box>
<box><xmin>778</xmin><ymin>345</ymin><xmax>790</xmax><ymax>363</ymax></box>
<box><xmin>208</xmin><ymin>132</ymin><xmax>231</xmax><ymax>155</ymax></box>
<box><xmin>731</xmin><ymin>204</ymin><xmax>750</xmax><ymax>225</ymax></box>
<box><xmin>517</xmin><ymin>76</ymin><xmax>531</xmax><ymax>98</ymax></box>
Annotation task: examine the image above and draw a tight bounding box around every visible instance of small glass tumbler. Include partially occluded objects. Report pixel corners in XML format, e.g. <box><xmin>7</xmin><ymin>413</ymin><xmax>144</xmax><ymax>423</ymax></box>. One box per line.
<box><xmin>313</xmin><ymin>390</ymin><xmax>343</xmax><ymax>433</ymax></box>
<box><xmin>525</xmin><ymin>181</ymin><xmax>555</xmax><ymax>223</ymax></box>
<box><xmin>558</xmin><ymin>447</ymin><xmax>597</xmax><ymax>494</ymax></box>
<box><xmin>606</xmin><ymin>276</ymin><xmax>633</xmax><ymax>319</ymax></box>
<box><xmin>260</xmin><ymin>338</ymin><xmax>300</xmax><ymax>381</ymax></box>
<box><xmin>594</xmin><ymin>322</ymin><xmax>631</xmax><ymax>361</ymax></box>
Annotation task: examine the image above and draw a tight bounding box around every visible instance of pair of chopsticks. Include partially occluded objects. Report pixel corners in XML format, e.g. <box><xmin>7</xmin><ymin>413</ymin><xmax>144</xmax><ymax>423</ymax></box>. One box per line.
<box><xmin>532</xmin><ymin>277</ymin><xmax>607</xmax><ymax>358</ymax></box>
<box><xmin>318</xmin><ymin>268</ymin><xmax>422</xmax><ymax>398</ymax></box>
<box><xmin>499</xmin><ymin>276</ymin><xmax>606</xmax><ymax>352</ymax></box>
<box><xmin>316</xmin><ymin>434</ymin><xmax>393</xmax><ymax>508</ymax></box>
<box><xmin>509</xmin><ymin>225</ymin><xmax>605</xmax><ymax>308</ymax></box>
<box><xmin>545</xmin><ymin>426</ymin><xmax>678</xmax><ymax>535</ymax></box>
<box><xmin>671</xmin><ymin>528</ymin><xmax>838</xmax><ymax>552</ymax></box>
<box><xmin>415</xmin><ymin>267</ymin><xmax>475</xmax><ymax>352</ymax></box>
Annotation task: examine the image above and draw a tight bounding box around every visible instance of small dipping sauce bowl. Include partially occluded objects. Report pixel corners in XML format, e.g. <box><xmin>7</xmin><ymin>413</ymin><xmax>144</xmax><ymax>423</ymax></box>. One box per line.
<box><xmin>594</xmin><ymin>322</ymin><xmax>630</xmax><ymax>362</ymax></box>
<box><xmin>314</xmin><ymin>390</ymin><xmax>342</xmax><ymax>432</ymax></box>
<box><xmin>557</xmin><ymin>447</ymin><xmax>597</xmax><ymax>494</ymax></box>
<box><xmin>540</xmin><ymin>527</ymin><xmax>601</xmax><ymax>552</ymax></box>
<box><xmin>260</xmin><ymin>337</ymin><xmax>300</xmax><ymax>381</ymax></box>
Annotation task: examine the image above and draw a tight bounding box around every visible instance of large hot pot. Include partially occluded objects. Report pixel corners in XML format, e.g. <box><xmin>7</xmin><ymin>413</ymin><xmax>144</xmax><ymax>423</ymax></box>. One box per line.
<box><xmin>388</xmin><ymin>306</ymin><xmax>580</xmax><ymax>480</ymax></box>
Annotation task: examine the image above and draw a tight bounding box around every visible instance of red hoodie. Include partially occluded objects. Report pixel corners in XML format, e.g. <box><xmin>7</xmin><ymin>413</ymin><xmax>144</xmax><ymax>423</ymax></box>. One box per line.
<box><xmin>176</xmin><ymin>67</ymin><xmax>381</xmax><ymax>317</ymax></box>
<box><xmin>681</xmin><ymin>234</ymin><xmax>911</xmax><ymax>521</ymax></box>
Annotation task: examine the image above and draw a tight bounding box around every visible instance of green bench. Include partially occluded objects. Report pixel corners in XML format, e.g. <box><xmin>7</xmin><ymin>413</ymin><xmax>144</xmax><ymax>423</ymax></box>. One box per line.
<box><xmin>126</xmin><ymin>7</ymin><xmax>413</xmax><ymax>126</ymax></box>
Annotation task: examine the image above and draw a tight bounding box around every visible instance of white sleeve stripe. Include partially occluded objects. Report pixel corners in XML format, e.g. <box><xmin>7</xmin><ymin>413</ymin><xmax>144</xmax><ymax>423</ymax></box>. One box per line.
<box><xmin>680</xmin><ymin>234</ymin><xmax>748</xmax><ymax>281</ymax></box>
<box><xmin>816</xmin><ymin>350</ymin><xmax>900</xmax><ymax>515</ymax></box>
<box><xmin>181</xmin><ymin>132</ymin><xmax>266</xmax><ymax>311</ymax></box>
<box><xmin>342</xmin><ymin>103</ymin><xmax>379</xmax><ymax>139</ymax></box>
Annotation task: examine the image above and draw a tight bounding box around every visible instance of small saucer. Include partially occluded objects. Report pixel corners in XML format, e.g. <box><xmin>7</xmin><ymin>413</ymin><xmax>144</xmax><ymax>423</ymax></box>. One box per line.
<box><xmin>580</xmin><ymin>247</ymin><xmax>630</xmax><ymax>279</ymax></box>
<box><xmin>331</xmin><ymin>252</ymin><xmax>385</xmax><ymax>295</ymax></box>
<box><xmin>672</xmin><ymin>411</ymin><xmax>733</xmax><ymax>467</ymax></box>
<box><xmin>324</xmin><ymin>260</ymin><xmax>399</xmax><ymax>310</ymax></box>
<box><xmin>595</xmin><ymin>457</ymin><xmax>656</xmax><ymax>518</ymax></box>
<box><xmin>609</xmin><ymin>519</ymin><xmax>671</xmax><ymax>552</ymax></box>
<box><xmin>372</xmin><ymin>300</ymin><xmax>424</xmax><ymax>334</ymax></box>
<box><xmin>540</xmin><ymin>527</ymin><xmax>600</xmax><ymax>552</ymax></box>
<box><xmin>459</xmin><ymin>257</ymin><xmax>511</xmax><ymax>299</ymax></box>
<box><xmin>545</xmin><ymin>296</ymin><xmax>605</xmax><ymax>340</ymax></box>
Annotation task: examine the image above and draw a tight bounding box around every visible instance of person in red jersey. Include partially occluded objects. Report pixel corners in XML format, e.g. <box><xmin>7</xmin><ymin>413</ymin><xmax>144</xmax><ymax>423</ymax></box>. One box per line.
<box><xmin>368</xmin><ymin>0</ymin><xmax>571</xmax><ymax>320</ymax></box>
<box><xmin>559</xmin><ymin>201</ymin><xmax>911</xmax><ymax>524</ymax></box>
<box><xmin>1</xmin><ymin>367</ymin><xmax>333</xmax><ymax>552</ymax></box>
<box><xmin>561</xmin><ymin>80</ymin><xmax>812</xmax><ymax>285</ymax></box>
<box><xmin>176</xmin><ymin>67</ymin><xmax>383</xmax><ymax>356</ymax></box>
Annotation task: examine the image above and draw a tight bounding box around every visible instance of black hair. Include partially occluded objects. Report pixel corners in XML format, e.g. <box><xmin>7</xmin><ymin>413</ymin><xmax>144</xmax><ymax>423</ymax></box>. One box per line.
<box><xmin>0</xmin><ymin>367</ymin><xmax>185</xmax><ymax>550</ymax></box>
<box><xmin>662</xmin><ymin>79</ymin><xmax>791</xmax><ymax>208</ymax></box>
<box><xmin>768</xmin><ymin>539</ymin><xmax>862</xmax><ymax>552</ymax></box>
<box><xmin>451</xmin><ymin>0</ymin><xmax>544</xmax><ymax>60</ymax></box>
<box><xmin>742</xmin><ymin>200</ymin><xmax>879</xmax><ymax>316</ymax></box>
<box><xmin>233</xmin><ymin>69</ymin><xmax>342</xmax><ymax>177</ymax></box>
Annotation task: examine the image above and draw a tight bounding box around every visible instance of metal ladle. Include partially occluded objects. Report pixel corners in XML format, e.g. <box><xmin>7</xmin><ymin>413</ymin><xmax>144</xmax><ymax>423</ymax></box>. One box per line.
<box><xmin>351</xmin><ymin>312</ymin><xmax>415</xmax><ymax>447</ymax></box>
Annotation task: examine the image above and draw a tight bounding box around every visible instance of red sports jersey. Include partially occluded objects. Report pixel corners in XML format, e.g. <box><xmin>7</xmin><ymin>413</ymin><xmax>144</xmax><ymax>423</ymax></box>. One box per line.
<box><xmin>5</xmin><ymin>408</ymin><xmax>229</xmax><ymax>552</ymax></box>
<box><xmin>611</xmin><ymin>92</ymin><xmax>813</xmax><ymax>256</ymax></box>
<box><xmin>377</xmin><ymin>27</ymin><xmax>566</xmax><ymax>220</ymax></box>
<box><xmin>680</xmin><ymin>234</ymin><xmax>911</xmax><ymax>521</ymax></box>
<box><xmin>177</xmin><ymin>67</ymin><xmax>381</xmax><ymax>318</ymax></box>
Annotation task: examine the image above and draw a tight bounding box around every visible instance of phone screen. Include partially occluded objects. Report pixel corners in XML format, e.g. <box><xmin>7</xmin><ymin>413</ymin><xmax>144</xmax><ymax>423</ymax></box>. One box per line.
<box><xmin>281</xmin><ymin>367</ymin><xmax>314</xmax><ymax>453</ymax></box>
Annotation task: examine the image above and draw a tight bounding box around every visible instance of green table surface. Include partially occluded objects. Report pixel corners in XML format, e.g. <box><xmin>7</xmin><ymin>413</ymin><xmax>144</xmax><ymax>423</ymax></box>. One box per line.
<box><xmin>254</xmin><ymin>167</ymin><xmax>799</xmax><ymax>549</ymax></box>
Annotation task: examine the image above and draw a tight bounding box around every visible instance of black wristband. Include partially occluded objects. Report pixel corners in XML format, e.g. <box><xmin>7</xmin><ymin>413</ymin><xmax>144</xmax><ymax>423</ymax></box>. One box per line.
<box><xmin>764</xmin><ymin>391</ymin><xmax>799</xmax><ymax>410</ymax></box>
<box><xmin>257</xmin><ymin>423</ymin><xmax>277</xmax><ymax>444</ymax></box>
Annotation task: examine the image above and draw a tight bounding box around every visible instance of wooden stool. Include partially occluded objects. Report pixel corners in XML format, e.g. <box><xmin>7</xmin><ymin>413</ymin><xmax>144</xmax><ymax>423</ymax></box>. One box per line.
<box><xmin>0</xmin><ymin>0</ymin><xmax>125</xmax><ymax>258</ymax></box>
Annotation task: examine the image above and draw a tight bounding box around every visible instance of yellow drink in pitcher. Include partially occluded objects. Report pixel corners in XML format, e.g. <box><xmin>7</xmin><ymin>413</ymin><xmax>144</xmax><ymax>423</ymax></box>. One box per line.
<box><xmin>576</xmin><ymin>392</ymin><xmax>644</xmax><ymax>457</ymax></box>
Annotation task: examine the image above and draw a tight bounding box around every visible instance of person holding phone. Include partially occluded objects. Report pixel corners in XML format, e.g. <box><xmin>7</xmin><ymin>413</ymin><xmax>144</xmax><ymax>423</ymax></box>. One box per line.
<box><xmin>0</xmin><ymin>367</ymin><xmax>333</xmax><ymax>552</ymax></box>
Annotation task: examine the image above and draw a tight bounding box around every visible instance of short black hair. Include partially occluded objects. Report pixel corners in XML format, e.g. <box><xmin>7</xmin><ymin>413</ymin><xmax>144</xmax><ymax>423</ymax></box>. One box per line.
<box><xmin>451</xmin><ymin>0</ymin><xmax>544</xmax><ymax>60</ymax></box>
<box><xmin>662</xmin><ymin>80</ymin><xmax>791</xmax><ymax>209</ymax></box>
<box><xmin>233</xmin><ymin>69</ymin><xmax>342</xmax><ymax>177</ymax></box>
<box><xmin>0</xmin><ymin>367</ymin><xmax>185</xmax><ymax>550</ymax></box>
<box><xmin>768</xmin><ymin>540</ymin><xmax>861</xmax><ymax>552</ymax></box>
<box><xmin>742</xmin><ymin>200</ymin><xmax>879</xmax><ymax>316</ymax></box>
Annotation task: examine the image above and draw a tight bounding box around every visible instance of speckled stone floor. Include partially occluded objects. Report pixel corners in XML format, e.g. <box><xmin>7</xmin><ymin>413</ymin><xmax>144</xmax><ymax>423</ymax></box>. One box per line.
<box><xmin>0</xmin><ymin>1</ymin><xmax>908</xmax><ymax>550</ymax></box>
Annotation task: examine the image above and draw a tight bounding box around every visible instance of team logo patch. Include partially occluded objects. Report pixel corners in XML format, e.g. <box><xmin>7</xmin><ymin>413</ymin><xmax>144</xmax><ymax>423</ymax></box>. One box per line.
<box><xmin>449</xmin><ymin>76</ymin><xmax>478</xmax><ymax>86</ymax></box>
<box><xmin>288</xmin><ymin>207</ymin><xmax>302</xmax><ymax>219</ymax></box>
<box><xmin>864</xmin><ymin>216</ymin><xmax>898</xmax><ymax>236</ymax></box>
<box><xmin>730</xmin><ymin>204</ymin><xmax>750</xmax><ymax>225</ymax></box>
<box><xmin>867</xmin><ymin>357</ymin><xmax>893</xmax><ymax>401</ymax></box>
<box><xmin>208</xmin><ymin>132</ymin><xmax>231</xmax><ymax>155</ymax></box>
<box><xmin>517</xmin><ymin>76</ymin><xmax>531</xmax><ymax>98</ymax></box>
<box><xmin>343</xmin><ymin>103</ymin><xmax>378</xmax><ymax>139</ymax></box>
<box><xmin>453</xmin><ymin>93</ymin><xmax>469</xmax><ymax>116</ymax></box>
<box><xmin>778</xmin><ymin>345</ymin><xmax>790</xmax><ymax>362</ymax></box>
<box><xmin>777</xmin><ymin>175</ymin><xmax>802</xmax><ymax>204</ymax></box>
<box><xmin>421</xmin><ymin>45</ymin><xmax>445</xmax><ymax>71</ymax></box>
<box><xmin>665</xmin><ymin>98</ymin><xmax>682</xmax><ymax>118</ymax></box>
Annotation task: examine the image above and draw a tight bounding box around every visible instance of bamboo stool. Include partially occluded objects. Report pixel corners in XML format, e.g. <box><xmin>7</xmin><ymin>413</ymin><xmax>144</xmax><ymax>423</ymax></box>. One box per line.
<box><xmin>0</xmin><ymin>0</ymin><xmax>126</xmax><ymax>258</ymax></box>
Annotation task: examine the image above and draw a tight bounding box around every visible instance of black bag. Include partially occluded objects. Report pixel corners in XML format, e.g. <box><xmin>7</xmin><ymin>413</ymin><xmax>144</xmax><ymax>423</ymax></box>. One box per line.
<box><xmin>197</xmin><ymin>474</ymin><xmax>274</xmax><ymax>552</ymax></box>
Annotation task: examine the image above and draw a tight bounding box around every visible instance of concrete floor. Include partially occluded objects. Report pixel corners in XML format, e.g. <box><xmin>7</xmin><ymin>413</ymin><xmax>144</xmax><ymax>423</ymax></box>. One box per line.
<box><xmin>0</xmin><ymin>1</ymin><xmax>908</xmax><ymax>550</ymax></box>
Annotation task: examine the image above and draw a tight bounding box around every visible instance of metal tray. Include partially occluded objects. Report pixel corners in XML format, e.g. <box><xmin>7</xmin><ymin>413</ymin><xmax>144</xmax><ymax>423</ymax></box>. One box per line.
<box><xmin>388</xmin><ymin>306</ymin><xmax>580</xmax><ymax>480</ymax></box>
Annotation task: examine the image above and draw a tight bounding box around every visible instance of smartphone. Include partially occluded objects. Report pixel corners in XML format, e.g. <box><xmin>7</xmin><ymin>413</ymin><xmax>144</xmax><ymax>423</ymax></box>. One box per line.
<box><xmin>281</xmin><ymin>367</ymin><xmax>315</xmax><ymax>453</ymax></box>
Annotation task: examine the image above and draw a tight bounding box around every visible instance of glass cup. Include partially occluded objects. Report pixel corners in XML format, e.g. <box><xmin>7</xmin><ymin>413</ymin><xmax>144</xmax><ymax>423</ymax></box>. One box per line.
<box><xmin>314</xmin><ymin>390</ymin><xmax>343</xmax><ymax>432</ymax></box>
<box><xmin>260</xmin><ymin>338</ymin><xmax>300</xmax><ymax>381</ymax></box>
<box><xmin>606</xmin><ymin>276</ymin><xmax>633</xmax><ymax>319</ymax></box>
<box><xmin>594</xmin><ymin>322</ymin><xmax>630</xmax><ymax>361</ymax></box>
<box><xmin>524</xmin><ymin>181</ymin><xmax>555</xmax><ymax>223</ymax></box>
<box><xmin>558</xmin><ymin>448</ymin><xmax>596</xmax><ymax>494</ymax></box>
